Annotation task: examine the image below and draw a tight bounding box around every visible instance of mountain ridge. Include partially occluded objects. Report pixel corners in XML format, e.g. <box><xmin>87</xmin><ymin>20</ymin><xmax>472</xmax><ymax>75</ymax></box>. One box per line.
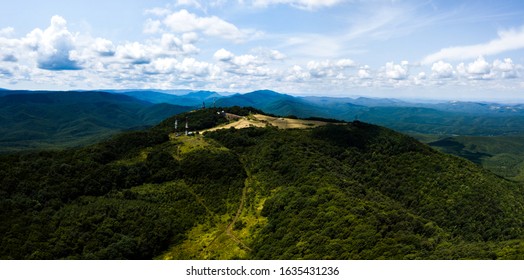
<box><xmin>0</xmin><ymin>91</ymin><xmax>191</xmax><ymax>152</ymax></box>
<box><xmin>2</xmin><ymin>107</ymin><xmax>524</xmax><ymax>259</ymax></box>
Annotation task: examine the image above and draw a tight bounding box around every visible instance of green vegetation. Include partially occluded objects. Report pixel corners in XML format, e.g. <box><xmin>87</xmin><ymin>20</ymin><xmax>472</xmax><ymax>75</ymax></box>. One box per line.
<box><xmin>427</xmin><ymin>135</ymin><xmax>524</xmax><ymax>181</ymax></box>
<box><xmin>2</xmin><ymin>107</ymin><xmax>524</xmax><ymax>259</ymax></box>
<box><xmin>0</xmin><ymin>91</ymin><xmax>190</xmax><ymax>153</ymax></box>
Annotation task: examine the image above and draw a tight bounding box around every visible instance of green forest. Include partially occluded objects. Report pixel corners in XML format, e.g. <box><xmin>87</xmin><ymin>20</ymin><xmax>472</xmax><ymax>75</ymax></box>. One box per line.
<box><xmin>2</xmin><ymin>107</ymin><xmax>524</xmax><ymax>259</ymax></box>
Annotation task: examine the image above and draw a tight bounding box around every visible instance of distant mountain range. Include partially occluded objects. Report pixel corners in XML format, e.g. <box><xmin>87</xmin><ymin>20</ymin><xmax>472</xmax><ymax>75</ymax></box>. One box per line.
<box><xmin>212</xmin><ymin>90</ymin><xmax>524</xmax><ymax>136</ymax></box>
<box><xmin>3</xmin><ymin>88</ymin><xmax>524</xmax><ymax>152</ymax></box>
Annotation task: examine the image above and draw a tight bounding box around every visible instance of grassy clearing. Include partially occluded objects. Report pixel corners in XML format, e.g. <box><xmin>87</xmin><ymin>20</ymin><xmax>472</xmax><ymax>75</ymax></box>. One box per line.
<box><xmin>202</xmin><ymin>113</ymin><xmax>332</xmax><ymax>133</ymax></box>
<box><xmin>158</xmin><ymin>175</ymin><xmax>269</xmax><ymax>259</ymax></box>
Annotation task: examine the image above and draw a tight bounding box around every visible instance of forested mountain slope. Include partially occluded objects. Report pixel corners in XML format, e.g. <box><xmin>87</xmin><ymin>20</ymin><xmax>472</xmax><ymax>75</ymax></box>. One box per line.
<box><xmin>1</xmin><ymin>107</ymin><xmax>524</xmax><ymax>259</ymax></box>
<box><xmin>0</xmin><ymin>91</ymin><xmax>190</xmax><ymax>152</ymax></box>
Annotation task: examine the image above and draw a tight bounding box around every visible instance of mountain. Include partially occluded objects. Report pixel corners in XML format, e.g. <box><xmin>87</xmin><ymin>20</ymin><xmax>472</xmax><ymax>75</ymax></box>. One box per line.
<box><xmin>105</xmin><ymin>90</ymin><xmax>223</xmax><ymax>107</ymax></box>
<box><xmin>216</xmin><ymin>90</ymin><xmax>296</xmax><ymax>108</ymax></box>
<box><xmin>105</xmin><ymin>89</ymin><xmax>195</xmax><ymax>95</ymax></box>
<box><xmin>215</xmin><ymin>90</ymin><xmax>524</xmax><ymax>136</ymax></box>
<box><xmin>0</xmin><ymin>91</ymin><xmax>191</xmax><ymax>152</ymax></box>
<box><xmin>303</xmin><ymin>96</ymin><xmax>411</xmax><ymax>107</ymax></box>
<box><xmin>428</xmin><ymin>135</ymin><xmax>524</xmax><ymax>181</ymax></box>
<box><xmin>2</xmin><ymin>107</ymin><xmax>524</xmax><ymax>260</ymax></box>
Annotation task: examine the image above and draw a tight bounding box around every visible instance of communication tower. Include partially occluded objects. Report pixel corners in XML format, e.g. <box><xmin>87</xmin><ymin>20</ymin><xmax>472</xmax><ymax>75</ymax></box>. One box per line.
<box><xmin>185</xmin><ymin>117</ymin><xmax>188</xmax><ymax>136</ymax></box>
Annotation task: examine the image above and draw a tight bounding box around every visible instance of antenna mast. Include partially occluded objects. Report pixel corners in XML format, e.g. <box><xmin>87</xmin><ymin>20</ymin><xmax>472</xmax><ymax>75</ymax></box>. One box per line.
<box><xmin>185</xmin><ymin>117</ymin><xmax>188</xmax><ymax>136</ymax></box>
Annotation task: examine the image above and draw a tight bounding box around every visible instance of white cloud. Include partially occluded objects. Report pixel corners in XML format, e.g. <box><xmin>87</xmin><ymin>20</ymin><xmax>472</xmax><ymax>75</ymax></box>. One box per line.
<box><xmin>232</xmin><ymin>54</ymin><xmax>259</xmax><ymax>66</ymax></box>
<box><xmin>0</xmin><ymin>67</ymin><xmax>13</xmax><ymax>78</ymax></box>
<box><xmin>160</xmin><ymin>33</ymin><xmax>183</xmax><ymax>51</ymax></box>
<box><xmin>336</xmin><ymin>59</ymin><xmax>355</xmax><ymax>68</ymax></box>
<box><xmin>453</xmin><ymin>57</ymin><xmax>516</xmax><ymax>80</ymax></box>
<box><xmin>467</xmin><ymin>57</ymin><xmax>490</xmax><ymax>75</ymax></box>
<box><xmin>384</xmin><ymin>61</ymin><xmax>408</xmax><ymax>80</ymax></box>
<box><xmin>492</xmin><ymin>58</ymin><xmax>519</xmax><ymax>79</ymax></box>
<box><xmin>214</xmin><ymin>48</ymin><xmax>261</xmax><ymax>66</ymax></box>
<box><xmin>357</xmin><ymin>65</ymin><xmax>371</xmax><ymax>79</ymax></box>
<box><xmin>422</xmin><ymin>26</ymin><xmax>524</xmax><ymax>64</ymax></box>
<box><xmin>147</xmin><ymin>58</ymin><xmax>179</xmax><ymax>74</ymax></box>
<box><xmin>2</xmin><ymin>54</ymin><xmax>18</xmax><ymax>62</ymax></box>
<box><xmin>144</xmin><ymin>7</ymin><xmax>172</xmax><ymax>17</ymax></box>
<box><xmin>493</xmin><ymin>58</ymin><xmax>514</xmax><ymax>72</ymax></box>
<box><xmin>23</xmin><ymin>16</ymin><xmax>82</xmax><ymax>70</ymax></box>
<box><xmin>269</xmin><ymin>50</ymin><xmax>286</xmax><ymax>60</ymax></box>
<box><xmin>0</xmin><ymin>27</ymin><xmax>15</xmax><ymax>38</ymax></box>
<box><xmin>307</xmin><ymin>59</ymin><xmax>355</xmax><ymax>78</ymax></box>
<box><xmin>431</xmin><ymin>60</ymin><xmax>454</xmax><ymax>78</ymax></box>
<box><xmin>116</xmin><ymin>42</ymin><xmax>151</xmax><ymax>64</ymax></box>
<box><xmin>162</xmin><ymin>9</ymin><xmax>250</xmax><ymax>42</ymax></box>
<box><xmin>175</xmin><ymin>0</ymin><xmax>204</xmax><ymax>9</ymax></box>
<box><xmin>285</xmin><ymin>65</ymin><xmax>310</xmax><ymax>82</ymax></box>
<box><xmin>175</xmin><ymin>57</ymin><xmax>213</xmax><ymax>78</ymax></box>
<box><xmin>459</xmin><ymin>57</ymin><xmax>496</xmax><ymax>80</ymax></box>
<box><xmin>161</xmin><ymin>33</ymin><xmax>199</xmax><ymax>54</ymax></box>
<box><xmin>143</xmin><ymin>19</ymin><xmax>164</xmax><ymax>34</ymax></box>
<box><xmin>214</xmin><ymin>48</ymin><xmax>235</xmax><ymax>61</ymax></box>
<box><xmin>93</xmin><ymin>38</ymin><xmax>115</xmax><ymax>57</ymax></box>
<box><xmin>252</xmin><ymin>0</ymin><xmax>344</xmax><ymax>10</ymax></box>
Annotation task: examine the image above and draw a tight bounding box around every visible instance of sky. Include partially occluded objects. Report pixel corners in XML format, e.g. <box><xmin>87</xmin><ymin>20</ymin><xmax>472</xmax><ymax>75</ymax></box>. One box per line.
<box><xmin>1</xmin><ymin>0</ymin><xmax>524</xmax><ymax>101</ymax></box>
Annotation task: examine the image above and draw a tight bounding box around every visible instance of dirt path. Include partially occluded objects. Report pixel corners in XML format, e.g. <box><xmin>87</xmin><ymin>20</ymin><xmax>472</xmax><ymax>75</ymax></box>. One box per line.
<box><xmin>225</xmin><ymin>185</ymin><xmax>252</xmax><ymax>251</ymax></box>
<box><xmin>205</xmin><ymin>182</ymin><xmax>251</xmax><ymax>252</ymax></box>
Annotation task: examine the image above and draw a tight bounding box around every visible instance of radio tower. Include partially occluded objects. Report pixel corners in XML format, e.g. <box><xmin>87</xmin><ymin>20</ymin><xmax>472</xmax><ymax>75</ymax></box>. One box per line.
<box><xmin>185</xmin><ymin>117</ymin><xmax>188</xmax><ymax>136</ymax></box>
<box><xmin>175</xmin><ymin>118</ymin><xmax>178</xmax><ymax>131</ymax></box>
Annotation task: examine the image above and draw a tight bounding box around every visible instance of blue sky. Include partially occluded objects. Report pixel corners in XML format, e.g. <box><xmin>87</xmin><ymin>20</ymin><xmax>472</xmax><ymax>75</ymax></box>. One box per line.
<box><xmin>1</xmin><ymin>0</ymin><xmax>524</xmax><ymax>101</ymax></box>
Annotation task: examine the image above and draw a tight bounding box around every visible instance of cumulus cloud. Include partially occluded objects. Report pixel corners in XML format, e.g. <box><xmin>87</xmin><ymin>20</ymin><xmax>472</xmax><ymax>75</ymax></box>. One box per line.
<box><xmin>176</xmin><ymin>57</ymin><xmax>213</xmax><ymax>78</ymax></box>
<box><xmin>144</xmin><ymin>7</ymin><xmax>172</xmax><ymax>17</ymax></box>
<box><xmin>269</xmin><ymin>50</ymin><xmax>286</xmax><ymax>60</ymax></box>
<box><xmin>466</xmin><ymin>57</ymin><xmax>491</xmax><ymax>75</ymax></box>
<box><xmin>384</xmin><ymin>61</ymin><xmax>409</xmax><ymax>80</ymax></box>
<box><xmin>307</xmin><ymin>59</ymin><xmax>355</xmax><ymax>78</ymax></box>
<box><xmin>24</xmin><ymin>16</ymin><xmax>82</xmax><ymax>70</ymax></box>
<box><xmin>285</xmin><ymin>65</ymin><xmax>310</xmax><ymax>82</ymax></box>
<box><xmin>0</xmin><ymin>27</ymin><xmax>15</xmax><ymax>38</ymax></box>
<box><xmin>253</xmin><ymin>48</ymin><xmax>286</xmax><ymax>60</ymax></box>
<box><xmin>431</xmin><ymin>61</ymin><xmax>454</xmax><ymax>78</ymax></box>
<box><xmin>214</xmin><ymin>48</ymin><xmax>235</xmax><ymax>62</ymax></box>
<box><xmin>0</xmin><ymin>67</ymin><xmax>13</xmax><ymax>78</ymax></box>
<box><xmin>2</xmin><ymin>54</ymin><xmax>18</xmax><ymax>62</ymax></box>
<box><xmin>422</xmin><ymin>25</ymin><xmax>524</xmax><ymax>64</ymax></box>
<box><xmin>252</xmin><ymin>0</ymin><xmax>344</xmax><ymax>10</ymax></box>
<box><xmin>162</xmin><ymin>9</ymin><xmax>251</xmax><ymax>42</ymax></box>
<box><xmin>175</xmin><ymin>0</ymin><xmax>204</xmax><ymax>9</ymax></box>
<box><xmin>453</xmin><ymin>57</ymin><xmax>520</xmax><ymax>80</ymax></box>
<box><xmin>212</xmin><ymin>48</ymin><xmax>277</xmax><ymax>78</ymax></box>
<box><xmin>357</xmin><ymin>65</ymin><xmax>371</xmax><ymax>79</ymax></box>
<box><xmin>93</xmin><ymin>38</ymin><xmax>115</xmax><ymax>57</ymax></box>
<box><xmin>214</xmin><ymin>48</ymin><xmax>261</xmax><ymax>66</ymax></box>
<box><xmin>116</xmin><ymin>42</ymin><xmax>151</xmax><ymax>64</ymax></box>
<box><xmin>493</xmin><ymin>58</ymin><xmax>518</xmax><ymax>79</ymax></box>
<box><xmin>143</xmin><ymin>19</ymin><xmax>164</xmax><ymax>34</ymax></box>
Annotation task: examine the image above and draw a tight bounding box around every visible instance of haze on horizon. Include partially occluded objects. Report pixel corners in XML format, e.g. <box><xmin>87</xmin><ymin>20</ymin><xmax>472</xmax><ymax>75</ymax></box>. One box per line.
<box><xmin>1</xmin><ymin>0</ymin><xmax>524</xmax><ymax>102</ymax></box>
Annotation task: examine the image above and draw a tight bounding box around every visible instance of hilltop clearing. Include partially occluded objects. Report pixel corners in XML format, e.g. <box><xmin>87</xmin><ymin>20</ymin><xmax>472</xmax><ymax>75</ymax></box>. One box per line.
<box><xmin>202</xmin><ymin>113</ymin><xmax>334</xmax><ymax>132</ymax></box>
